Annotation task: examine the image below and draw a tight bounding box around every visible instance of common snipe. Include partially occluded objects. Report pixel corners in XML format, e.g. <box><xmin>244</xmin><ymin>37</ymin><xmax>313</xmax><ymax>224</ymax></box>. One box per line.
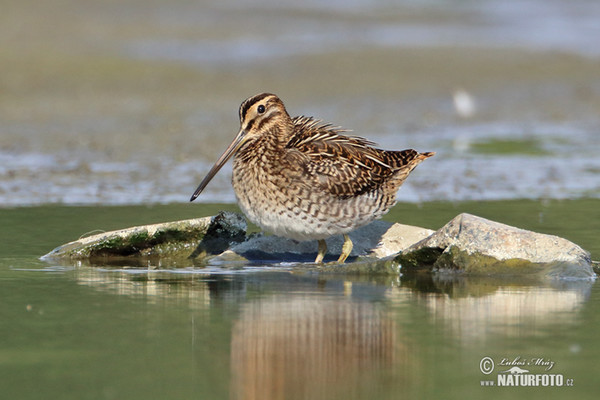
<box><xmin>190</xmin><ymin>93</ymin><xmax>434</xmax><ymax>263</ymax></box>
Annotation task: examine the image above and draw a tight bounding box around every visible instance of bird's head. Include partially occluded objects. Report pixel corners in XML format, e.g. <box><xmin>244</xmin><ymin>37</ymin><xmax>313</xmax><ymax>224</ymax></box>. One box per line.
<box><xmin>190</xmin><ymin>93</ymin><xmax>289</xmax><ymax>202</ymax></box>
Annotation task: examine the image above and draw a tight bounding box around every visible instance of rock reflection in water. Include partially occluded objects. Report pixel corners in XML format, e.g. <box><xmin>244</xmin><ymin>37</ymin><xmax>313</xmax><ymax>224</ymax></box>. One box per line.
<box><xmin>74</xmin><ymin>267</ymin><xmax>214</xmax><ymax>308</ymax></box>
<box><xmin>230</xmin><ymin>296</ymin><xmax>411</xmax><ymax>400</ymax></box>
<box><xmin>410</xmin><ymin>276</ymin><xmax>593</xmax><ymax>345</ymax></box>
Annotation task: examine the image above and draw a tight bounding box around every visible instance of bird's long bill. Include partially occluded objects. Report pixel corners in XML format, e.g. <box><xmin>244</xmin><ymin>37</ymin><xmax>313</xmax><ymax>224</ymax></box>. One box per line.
<box><xmin>189</xmin><ymin>129</ymin><xmax>246</xmax><ymax>202</ymax></box>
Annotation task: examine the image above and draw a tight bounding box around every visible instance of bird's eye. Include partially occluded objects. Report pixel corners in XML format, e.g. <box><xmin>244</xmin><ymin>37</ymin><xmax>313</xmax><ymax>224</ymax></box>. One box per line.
<box><xmin>257</xmin><ymin>105</ymin><xmax>266</xmax><ymax>114</ymax></box>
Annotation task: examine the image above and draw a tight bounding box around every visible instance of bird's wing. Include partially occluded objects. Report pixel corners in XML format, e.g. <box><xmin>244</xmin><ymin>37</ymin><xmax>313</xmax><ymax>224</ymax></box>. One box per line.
<box><xmin>285</xmin><ymin>116</ymin><xmax>420</xmax><ymax>199</ymax></box>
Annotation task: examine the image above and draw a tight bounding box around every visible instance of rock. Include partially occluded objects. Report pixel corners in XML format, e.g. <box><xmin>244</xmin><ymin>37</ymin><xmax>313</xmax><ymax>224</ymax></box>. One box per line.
<box><xmin>41</xmin><ymin>211</ymin><xmax>246</xmax><ymax>262</ymax></box>
<box><xmin>212</xmin><ymin>220</ymin><xmax>434</xmax><ymax>263</ymax></box>
<box><xmin>370</xmin><ymin>223</ymin><xmax>435</xmax><ymax>258</ymax></box>
<box><xmin>41</xmin><ymin>210</ymin><xmax>595</xmax><ymax>280</ymax></box>
<box><xmin>396</xmin><ymin>213</ymin><xmax>594</xmax><ymax>279</ymax></box>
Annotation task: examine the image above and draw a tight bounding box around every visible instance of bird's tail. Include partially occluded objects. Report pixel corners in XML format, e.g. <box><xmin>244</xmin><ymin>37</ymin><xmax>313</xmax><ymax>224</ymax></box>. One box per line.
<box><xmin>417</xmin><ymin>151</ymin><xmax>436</xmax><ymax>161</ymax></box>
<box><xmin>386</xmin><ymin>150</ymin><xmax>435</xmax><ymax>191</ymax></box>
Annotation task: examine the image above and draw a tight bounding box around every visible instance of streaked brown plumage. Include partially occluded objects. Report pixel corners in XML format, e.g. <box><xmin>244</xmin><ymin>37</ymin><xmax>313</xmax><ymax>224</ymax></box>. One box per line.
<box><xmin>190</xmin><ymin>93</ymin><xmax>434</xmax><ymax>263</ymax></box>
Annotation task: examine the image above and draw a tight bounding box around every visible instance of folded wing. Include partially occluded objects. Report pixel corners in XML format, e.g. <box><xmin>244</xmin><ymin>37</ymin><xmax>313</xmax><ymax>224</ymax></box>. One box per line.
<box><xmin>285</xmin><ymin>116</ymin><xmax>432</xmax><ymax>199</ymax></box>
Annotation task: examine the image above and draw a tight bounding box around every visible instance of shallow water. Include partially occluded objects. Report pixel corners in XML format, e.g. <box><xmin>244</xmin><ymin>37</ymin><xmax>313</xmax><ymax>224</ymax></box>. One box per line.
<box><xmin>3</xmin><ymin>266</ymin><xmax>598</xmax><ymax>399</ymax></box>
<box><xmin>1</xmin><ymin>201</ymin><xmax>599</xmax><ymax>399</ymax></box>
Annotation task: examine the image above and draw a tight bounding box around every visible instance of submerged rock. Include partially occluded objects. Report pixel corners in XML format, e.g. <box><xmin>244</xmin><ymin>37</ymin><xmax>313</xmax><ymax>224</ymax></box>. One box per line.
<box><xmin>396</xmin><ymin>213</ymin><xmax>594</xmax><ymax>278</ymax></box>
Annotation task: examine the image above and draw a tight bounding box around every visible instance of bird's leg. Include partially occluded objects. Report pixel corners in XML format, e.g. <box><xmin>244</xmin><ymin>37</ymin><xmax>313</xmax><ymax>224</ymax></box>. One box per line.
<box><xmin>337</xmin><ymin>234</ymin><xmax>353</xmax><ymax>263</ymax></box>
<box><xmin>315</xmin><ymin>239</ymin><xmax>327</xmax><ymax>263</ymax></box>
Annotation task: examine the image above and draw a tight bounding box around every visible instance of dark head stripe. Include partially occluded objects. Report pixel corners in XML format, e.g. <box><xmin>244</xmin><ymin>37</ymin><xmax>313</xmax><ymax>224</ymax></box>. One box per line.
<box><xmin>239</xmin><ymin>93</ymin><xmax>275</xmax><ymax>122</ymax></box>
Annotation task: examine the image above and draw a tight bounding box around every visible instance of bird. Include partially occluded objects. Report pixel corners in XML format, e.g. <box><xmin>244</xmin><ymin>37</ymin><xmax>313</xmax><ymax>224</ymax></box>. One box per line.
<box><xmin>190</xmin><ymin>93</ymin><xmax>434</xmax><ymax>263</ymax></box>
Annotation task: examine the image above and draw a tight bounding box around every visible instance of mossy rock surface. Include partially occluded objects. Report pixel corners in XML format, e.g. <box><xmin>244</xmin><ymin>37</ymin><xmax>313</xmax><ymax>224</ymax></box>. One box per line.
<box><xmin>42</xmin><ymin>212</ymin><xmax>247</xmax><ymax>262</ymax></box>
<box><xmin>397</xmin><ymin>213</ymin><xmax>594</xmax><ymax>279</ymax></box>
<box><xmin>41</xmin><ymin>211</ymin><xmax>595</xmax><ymax>279</ymax></box>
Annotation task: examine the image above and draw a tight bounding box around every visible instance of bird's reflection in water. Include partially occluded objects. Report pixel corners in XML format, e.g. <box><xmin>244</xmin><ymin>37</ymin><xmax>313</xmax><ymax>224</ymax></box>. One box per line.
<box><xmin>230</xmin><ymin>296</ymin><xmax>415</xmax><ymax>400</ymax></box>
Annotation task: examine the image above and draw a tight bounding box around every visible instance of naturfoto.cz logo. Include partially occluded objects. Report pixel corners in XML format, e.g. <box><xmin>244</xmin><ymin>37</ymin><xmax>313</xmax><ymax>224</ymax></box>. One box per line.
<box><xmin>479</xmin><ymin>356</ymin><xmax>574</xmax><ymax>387</ymax></box>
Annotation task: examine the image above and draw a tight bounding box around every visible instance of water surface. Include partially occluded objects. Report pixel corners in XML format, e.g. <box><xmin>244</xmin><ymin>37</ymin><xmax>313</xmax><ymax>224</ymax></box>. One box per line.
<box><xmin>1</xmin><ymin>201</ymin><xmax>598</xmax><ymax>399</ymax></box>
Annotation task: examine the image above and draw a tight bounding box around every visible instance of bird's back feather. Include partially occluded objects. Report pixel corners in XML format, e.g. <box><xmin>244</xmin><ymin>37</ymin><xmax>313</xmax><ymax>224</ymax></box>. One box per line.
<box><xmin>285</xmin><ymin>116</ymin><xmax>433</xmax><ymax>199</ymax></box>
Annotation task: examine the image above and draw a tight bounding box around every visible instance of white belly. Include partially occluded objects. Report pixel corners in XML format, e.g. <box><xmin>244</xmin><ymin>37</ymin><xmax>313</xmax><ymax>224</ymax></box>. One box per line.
<box><xmin>234</xmin><ymin>181</ymin><xmax>390</xmax><ymax>241</ymax></box>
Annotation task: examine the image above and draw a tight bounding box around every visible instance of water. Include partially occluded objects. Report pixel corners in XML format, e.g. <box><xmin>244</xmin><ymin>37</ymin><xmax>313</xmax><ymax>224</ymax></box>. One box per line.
<box><xmin>3</xmin><ymin>266</ymin><xmax>597</xmax><ymax>399</ymax></box>
<box><xmin>1</xmin><ymin>201</ymin><xmax>599</xmax><ymax>399</ymax></box>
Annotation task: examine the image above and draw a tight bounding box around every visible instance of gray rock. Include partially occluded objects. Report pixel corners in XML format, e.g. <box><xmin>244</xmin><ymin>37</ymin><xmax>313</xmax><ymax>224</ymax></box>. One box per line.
<box><xmin>41</xmin><ymin>211</ymin><xmax>246</xmax><ymax>262</ymax></box>
<box><xmin>397</xmin><ymin>213</ymin><xmax>594</xmax><ymax>279</ymax></box>
<box><xmin>213</xmin><ymin>220</ymin><xmax>434</xmax><ymax>263</ymax></box>
<box><xmin>41</xmin><ymin>209</ymin><xmax>595</xmax><ymax>280</ymax></box>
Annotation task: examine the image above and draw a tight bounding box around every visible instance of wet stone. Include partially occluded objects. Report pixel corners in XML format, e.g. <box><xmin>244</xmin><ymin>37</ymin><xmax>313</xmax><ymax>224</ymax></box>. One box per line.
<box><xmin>397</xmin><ymin>213</ymin><xmax>594</xmax><ymax>279</ymax></box>
<box><xmin>41</xmin><ymin>211</ymin><xmax>247</xmax><ymax>263</ymax></box>
<box><xmin>211</xmin><ymin>220</ymin><xmax>434</xmax><ymax>264</ymax></box>
<box><xmin>41</xmin><ymin>211</ymin><xmax>595</xmax><ymax>279</ymax></box>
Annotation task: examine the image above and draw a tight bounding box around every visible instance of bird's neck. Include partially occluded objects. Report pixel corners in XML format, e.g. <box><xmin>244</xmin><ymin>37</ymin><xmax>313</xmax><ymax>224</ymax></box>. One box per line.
<box><xmin>236</xmin><ymin>125</ymin><xmax>287</xmax><ymax>164</ymax></box>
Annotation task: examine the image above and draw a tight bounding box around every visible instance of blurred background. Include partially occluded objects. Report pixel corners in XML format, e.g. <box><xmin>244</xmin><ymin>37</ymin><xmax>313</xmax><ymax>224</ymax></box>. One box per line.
<box><xmin>1</xmin><ymin>0</ymin><xmax>599</xmax><ymax>206</ymax></box>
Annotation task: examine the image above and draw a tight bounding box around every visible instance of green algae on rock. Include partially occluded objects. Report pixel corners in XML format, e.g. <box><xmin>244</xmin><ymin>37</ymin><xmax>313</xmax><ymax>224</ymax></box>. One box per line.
<box><xmin>41</xmin><ymin>211</ymin><xmax>246</xmax><ymax>262</ymax></box>
<box><xmin>41</xmin><ymin>210</ymin><xmax>595</xmax><ymax>279</ymax></box>
<box><xmin>397</xmin><ymin>213</ymin><xmax>594</xmax><ymax>279</ymax></box>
